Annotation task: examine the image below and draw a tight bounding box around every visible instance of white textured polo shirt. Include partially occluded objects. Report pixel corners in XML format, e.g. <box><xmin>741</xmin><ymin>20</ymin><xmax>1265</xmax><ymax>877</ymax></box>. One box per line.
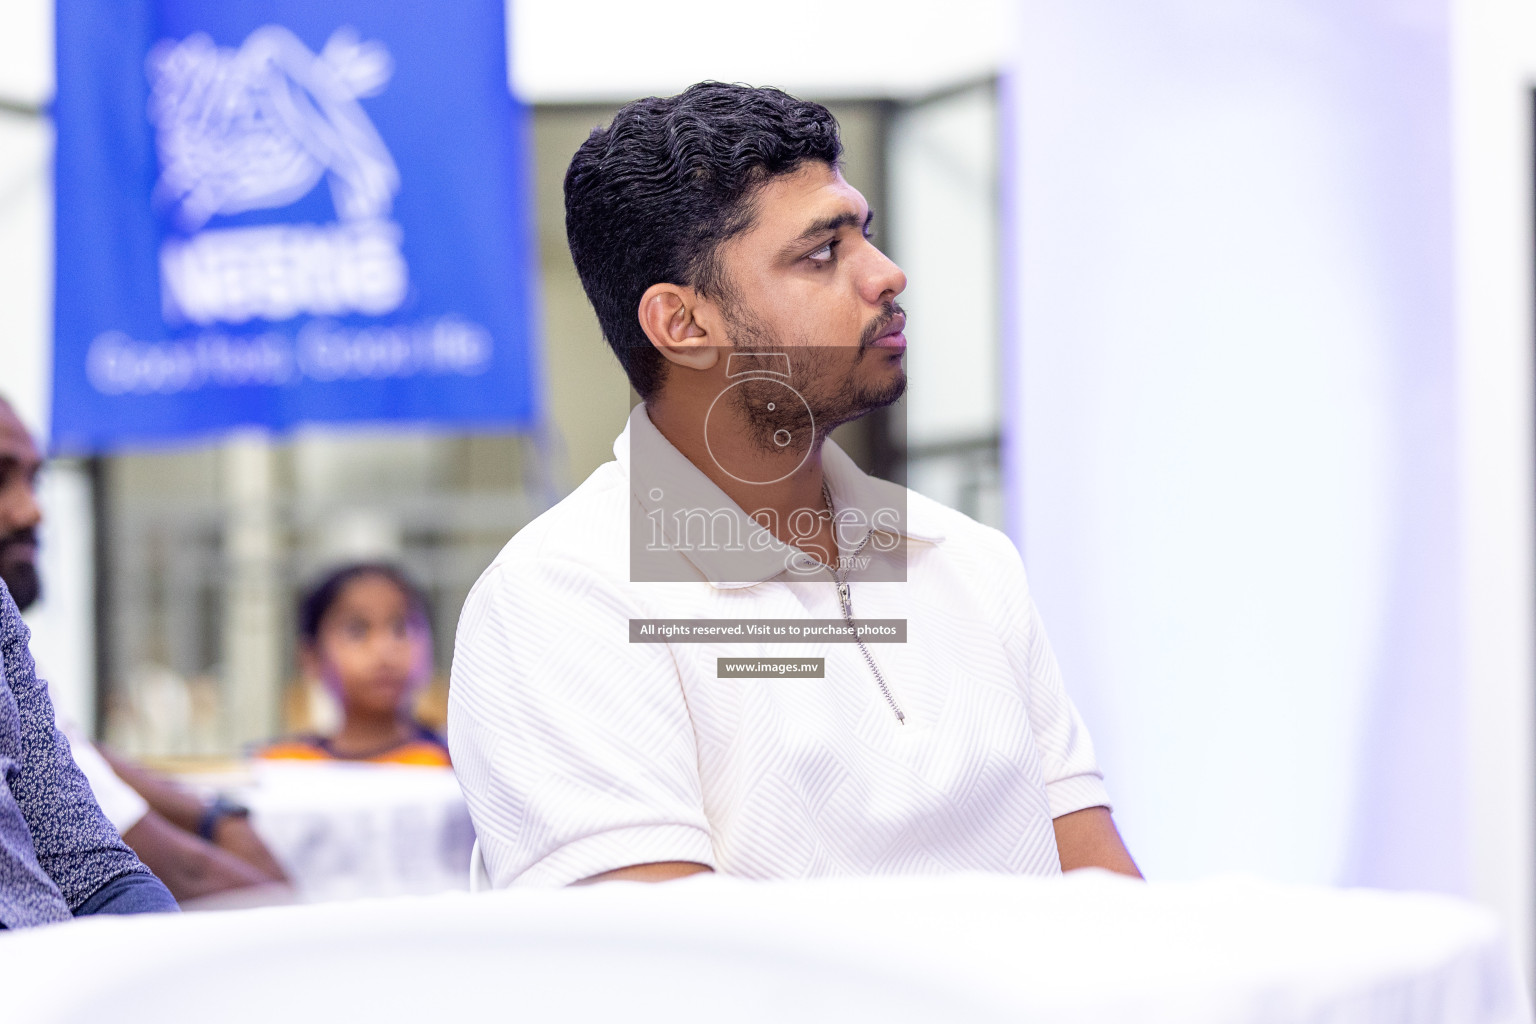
<box><xmin>449</xmin><ymin>405</ymin><xmax>1110</xmax><ymax>887</ymax></box>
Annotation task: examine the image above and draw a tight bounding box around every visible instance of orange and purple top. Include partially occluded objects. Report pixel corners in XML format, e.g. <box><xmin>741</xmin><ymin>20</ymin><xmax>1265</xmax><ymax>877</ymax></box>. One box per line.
<box><xmin>256</xmin><ymin>724</ymin><xmax>450</xmax><ymax>767</ymax></box>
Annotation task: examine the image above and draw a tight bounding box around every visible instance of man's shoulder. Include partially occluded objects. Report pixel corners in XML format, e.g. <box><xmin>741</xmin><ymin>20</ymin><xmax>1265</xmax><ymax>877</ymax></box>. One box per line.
<box><xmin>828</xmin><ymin>437</ymin><xmax>1019</xmax><ymax>570</ymax></box>
<box><xmin>902</xmin><ymin>485</ymin><xmax>1022</xmax><ymax>563</ymax></box>
<box><xmin>472</xmin><ymin>458</ymin><xmax>632</xmax><ymax>594</ymax></box>
<box><xmin>894</xmin><ymin>485</ymin><xmax>1037</xmax><ymax>613</ymax></box>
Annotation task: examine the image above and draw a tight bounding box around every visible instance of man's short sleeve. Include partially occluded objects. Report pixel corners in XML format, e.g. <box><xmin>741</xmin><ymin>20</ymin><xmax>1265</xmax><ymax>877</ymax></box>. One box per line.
<box><xmin>991</xmin><ymin>539</ymin><xmax>1113</xmax><ymax>819</ymax></box>
<box><xmin>448</xmin><ymin>558</ymin><xmax>715</xmax><ymax>887</ymax></box>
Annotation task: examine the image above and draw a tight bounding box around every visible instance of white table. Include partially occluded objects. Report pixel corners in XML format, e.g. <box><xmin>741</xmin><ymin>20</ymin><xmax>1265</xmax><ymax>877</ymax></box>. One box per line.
<box><xmin>230</xmin><ymin>761</ymin><xmax>475</xmax><ymax>901</ymax></box>
<box><xmin>4</xmin><ymin>871</ymin><xmax>1528</xmax><ymax>1023</ymax></box>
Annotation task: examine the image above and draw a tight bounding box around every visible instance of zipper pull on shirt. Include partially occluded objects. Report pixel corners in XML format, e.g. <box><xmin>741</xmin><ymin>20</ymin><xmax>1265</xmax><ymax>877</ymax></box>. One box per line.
<box><xmin>832</xmin><ymin>572</ymin><xmax>905</xmax><ymax>725</ymax></box>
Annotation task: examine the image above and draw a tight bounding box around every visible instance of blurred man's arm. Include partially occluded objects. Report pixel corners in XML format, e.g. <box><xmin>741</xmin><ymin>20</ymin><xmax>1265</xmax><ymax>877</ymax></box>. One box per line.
<box><xmin>1053</xmin><ymin>806</ymin><xmax>1142</xmax><ymax>878</ymax></box>
<box><xmin>120</xmin><ymin>810</ymin><xmax>278</xmax><ymax>901</ymax></box>
<box><xmin>100</xmin><ymin>748</ymin><xmax>288</xmax><ymax>883</ymax></box>
<box><xmin>577</xmin><ymin>862</ymin><xmax>713</xmax><ymax>884</ymax></box>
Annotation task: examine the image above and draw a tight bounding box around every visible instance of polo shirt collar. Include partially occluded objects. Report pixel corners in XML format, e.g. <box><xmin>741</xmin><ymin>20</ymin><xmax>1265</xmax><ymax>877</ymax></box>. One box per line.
<box><xmin>616</xmin><ymin>404</ymin><xmax>944</xmax><ymax>590</ymax></box>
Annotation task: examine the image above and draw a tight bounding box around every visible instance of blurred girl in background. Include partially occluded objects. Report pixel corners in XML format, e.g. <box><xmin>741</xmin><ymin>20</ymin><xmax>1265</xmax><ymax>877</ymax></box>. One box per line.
<box><xmin>258</xmin><ymin>563</ymin><xmax>450</xmax><ymax>767</ymax></box>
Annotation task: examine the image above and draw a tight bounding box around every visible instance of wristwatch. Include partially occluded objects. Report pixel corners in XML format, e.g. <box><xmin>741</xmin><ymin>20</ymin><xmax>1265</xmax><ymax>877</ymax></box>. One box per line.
<box><xmin>196</xmin><ymin>795</ymin><xmax>250</xmax><ymax>841</ymax></box>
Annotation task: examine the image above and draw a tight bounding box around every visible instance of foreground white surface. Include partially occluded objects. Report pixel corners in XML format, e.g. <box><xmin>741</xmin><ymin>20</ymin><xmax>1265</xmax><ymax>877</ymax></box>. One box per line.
<box><xmin>2</xmin><ymin>871</ymin><xmax>1527</xmax><ymax>1023</ymax></box>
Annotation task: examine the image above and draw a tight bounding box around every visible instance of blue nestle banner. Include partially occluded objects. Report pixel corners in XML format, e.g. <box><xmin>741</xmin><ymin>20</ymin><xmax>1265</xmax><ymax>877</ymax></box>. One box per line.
<box><xmin>53</xmin><ymin>0</ymin><xmax>540</xmax><ymax>452</ymax></box>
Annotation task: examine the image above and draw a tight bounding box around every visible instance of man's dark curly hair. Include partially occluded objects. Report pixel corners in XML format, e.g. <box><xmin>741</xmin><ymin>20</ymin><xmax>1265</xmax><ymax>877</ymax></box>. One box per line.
<box><xmin>564</xmin><ymin>82</ymin><xmax>843</xmax><ymax>399</ymax></box>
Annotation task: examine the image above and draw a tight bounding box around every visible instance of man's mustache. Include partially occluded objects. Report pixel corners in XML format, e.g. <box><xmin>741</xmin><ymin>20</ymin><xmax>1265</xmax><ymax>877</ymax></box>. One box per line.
<box><xmin>859</xmin><ymin>302</ymin><xmax>906</xmax><ymax>349</ymax></box>
<box><xmin>0</xmin><ymin>528</ymin><xmax>37</xmax><ymax>556</ymax></box>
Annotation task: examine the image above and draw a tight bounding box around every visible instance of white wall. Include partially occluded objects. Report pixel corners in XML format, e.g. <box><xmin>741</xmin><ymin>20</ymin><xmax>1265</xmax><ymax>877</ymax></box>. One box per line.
<box><xmin>509</xmin><ymin>0</ymin><xmax>1008</xmax><ymax>102</ymax></box>
<box><xmin>1</xmin><ymin>0</ymin><xmax>1012</xmax><ymax>109</ymax></box>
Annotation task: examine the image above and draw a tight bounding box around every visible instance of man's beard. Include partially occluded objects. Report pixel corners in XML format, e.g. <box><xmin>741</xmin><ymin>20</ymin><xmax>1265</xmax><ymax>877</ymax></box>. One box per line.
<box><xmin>0</xmin><ymin>528</ymin><xmax>40</xmax><ymax>612</ymax></box>
<box><xmin>723</xmin><ymin>301</ymin><xmax>907</xmax><ymax>456</ymax></box>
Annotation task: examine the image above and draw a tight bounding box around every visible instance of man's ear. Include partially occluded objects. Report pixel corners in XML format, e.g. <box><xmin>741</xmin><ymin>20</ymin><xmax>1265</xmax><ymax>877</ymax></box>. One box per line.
<box><xmin>637</xmin><ymin>283</ymin><xmax>720</xmax><ymax>372</ymax></box>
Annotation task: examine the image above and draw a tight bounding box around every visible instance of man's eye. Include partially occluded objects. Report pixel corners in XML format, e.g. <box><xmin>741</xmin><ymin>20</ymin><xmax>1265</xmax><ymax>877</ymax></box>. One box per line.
<box><xmin>807</xmin><ymin>242</ymin><xmax>834</xmax><ymax>264</ymax></box>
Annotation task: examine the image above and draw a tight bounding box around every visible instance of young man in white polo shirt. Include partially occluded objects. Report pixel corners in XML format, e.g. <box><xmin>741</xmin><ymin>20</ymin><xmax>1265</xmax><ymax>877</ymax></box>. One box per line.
<box><xmin>450</xmin><ymin>82</ymin><xmax>1140</xmax><ymax>886</ymax></box>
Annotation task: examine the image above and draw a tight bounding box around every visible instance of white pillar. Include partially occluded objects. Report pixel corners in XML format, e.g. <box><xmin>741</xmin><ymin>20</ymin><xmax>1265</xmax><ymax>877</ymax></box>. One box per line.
<box><xmin>222</xmin><ymin>431</ymin><xmax>283</xmax><ymax>749</ymax></box>
<box><xmin>1448</xmin><ymin>0</ymin><xmax>1536</xmax><ymax>978</ymax></box>
<box><xmin>1010</xmin><ymin>0</ymin><xmax>1469</xmax><ymax>900</ymax></box>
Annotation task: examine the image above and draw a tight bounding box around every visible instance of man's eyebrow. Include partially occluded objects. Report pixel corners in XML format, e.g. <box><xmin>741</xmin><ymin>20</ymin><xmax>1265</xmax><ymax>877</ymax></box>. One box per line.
<box><xmin>778</xmin><ymin>209</ymin><xmax>876</xmax><ymax>258</ymax></box>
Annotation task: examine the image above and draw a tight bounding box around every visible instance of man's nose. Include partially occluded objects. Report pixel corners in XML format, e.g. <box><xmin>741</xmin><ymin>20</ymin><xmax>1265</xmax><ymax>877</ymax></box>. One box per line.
<box><xmin>0</xmin><ymin>484</ymin><xmax>43</xmax><ymax>534</ymax></box>
<box><xmin>858</xmin><ymin>245</ymin><xmax>907</xmax><ymax>306</ymax></box>
<box><xmin>377</xmin><ymin>633</ymin><xmax>413</xmax><ymax>661</ymax></box>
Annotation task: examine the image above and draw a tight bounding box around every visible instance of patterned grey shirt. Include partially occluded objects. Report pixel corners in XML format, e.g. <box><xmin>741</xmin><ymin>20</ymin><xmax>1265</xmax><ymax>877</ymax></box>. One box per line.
<box><xmin>0</xmin><ymin>578</ymin><xmax>154</xmax><ymax>926</ymax></box>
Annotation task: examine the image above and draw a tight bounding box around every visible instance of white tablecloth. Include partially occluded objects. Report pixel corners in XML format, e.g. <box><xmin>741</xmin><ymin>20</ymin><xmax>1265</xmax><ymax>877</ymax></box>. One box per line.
<box><xmin>3</xmin><ymin>871</ymin><xmax>1528</xmax><ymax>1023</ymax></box>
<box><xmin>234</xmin><ymin>761</ymin><xmax>475</xmax><ymax>901</ymax></box>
